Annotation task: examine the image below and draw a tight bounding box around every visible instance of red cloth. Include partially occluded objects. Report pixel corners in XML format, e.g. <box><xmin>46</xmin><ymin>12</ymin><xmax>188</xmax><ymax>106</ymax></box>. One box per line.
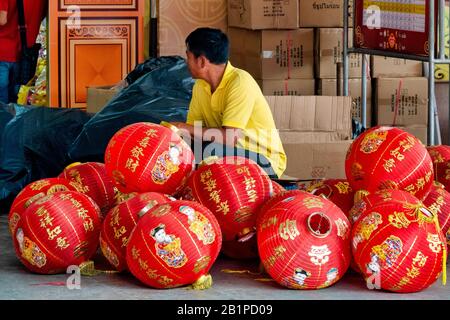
<box><xmin>0</xmin><ymin>0</ymin><xmax>47</xmax><ymax>62</ymax></box>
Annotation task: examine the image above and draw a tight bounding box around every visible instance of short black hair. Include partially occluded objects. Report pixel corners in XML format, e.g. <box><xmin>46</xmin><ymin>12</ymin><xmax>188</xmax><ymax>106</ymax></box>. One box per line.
<box><xmin>185</xmin><ymin>27</ymin><xmax>229</xmax><ymax>64</ymax></box>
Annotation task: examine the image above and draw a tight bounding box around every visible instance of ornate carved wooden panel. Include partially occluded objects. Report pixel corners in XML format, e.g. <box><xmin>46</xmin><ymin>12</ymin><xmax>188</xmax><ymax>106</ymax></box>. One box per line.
<box><xmin>49</xmin><ymin>0</ymin><xmax>145</xmax><ymax>109</ymax></box>
<box><xmin>60</xmin><ymin>0</ymin><xmax>137</xmax><ymax>10</ymax></box>
<box><xmin>158</xmin><ymin>0</ymin><xmax>227</xmax><ymax>57</ymax></box>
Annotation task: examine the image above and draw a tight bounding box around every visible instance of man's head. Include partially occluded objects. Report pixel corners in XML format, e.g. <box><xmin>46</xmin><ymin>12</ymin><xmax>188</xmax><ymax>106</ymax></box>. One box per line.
<box><xmin>185</xmin><ymin>28</ymin><xmax>229</xmax><ymax>78</ymax></box>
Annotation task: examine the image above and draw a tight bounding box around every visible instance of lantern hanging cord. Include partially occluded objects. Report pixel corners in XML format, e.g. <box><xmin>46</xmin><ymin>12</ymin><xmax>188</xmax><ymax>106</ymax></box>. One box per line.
<box><xmin>433</xmin><ymin>216</ymin><xmax>447</xmax><ymax>286</ymax></box>
<box><xmin>442</xmin><ymin>245</ymin><xmax>447</xmax><ymax>286</ymax></box>
<box><xmin>191</xmin><ymin>274</ymin><xmax>213</xmax><ymax>290</ymax></box>
<box><xmin>254</xmin><ymin>278</ymin><xmax>275</xmax><ymax>282</ymax></box>
<box><xmin>221</xmin><ymin>268</ymin><xmax>263</xmax><ymax>276</ymax></box>
<box><xmin>79</xmin><ymin>261</ymin><xmax>119</xmax><ymax>276</ymax></box>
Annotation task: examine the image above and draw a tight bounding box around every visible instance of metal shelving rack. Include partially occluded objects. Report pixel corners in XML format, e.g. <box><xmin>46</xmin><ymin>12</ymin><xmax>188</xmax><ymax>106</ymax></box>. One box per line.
<box><xmin>343</xmin><ymin>0</ymin><xmax>450</xmax><ymax>145</ymax></box>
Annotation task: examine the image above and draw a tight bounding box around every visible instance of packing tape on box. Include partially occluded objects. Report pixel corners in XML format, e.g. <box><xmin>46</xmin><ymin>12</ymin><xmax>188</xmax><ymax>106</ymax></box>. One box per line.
<box><xmin>262</xmin><ymin>51</ymin><xmax>274</xmax><ymax>59</ymax></box>
<box><xmin>261</xmin><ymin>49</ymin><xmax>315</xmax><ymax>59</ymax></box>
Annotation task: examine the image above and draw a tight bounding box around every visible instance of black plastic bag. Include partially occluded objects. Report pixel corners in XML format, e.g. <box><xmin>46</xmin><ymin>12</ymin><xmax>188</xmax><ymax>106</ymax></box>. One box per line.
<box><xmin>0</xmin><ymin>105</ymin><xmax>92</xmax><ymax>211</ymax></box>
<box><xmin>68</xmin><ymin>56</ymin><xmax>195</xmax><ymax>163</ymax></box>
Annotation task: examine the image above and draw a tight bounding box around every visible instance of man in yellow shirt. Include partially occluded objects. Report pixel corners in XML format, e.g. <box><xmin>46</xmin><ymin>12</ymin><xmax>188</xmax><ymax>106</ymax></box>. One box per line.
<box><xmin>171</xmin><ymin>27</ymin><xmax>286</xmax><ymax>178</ymax></box>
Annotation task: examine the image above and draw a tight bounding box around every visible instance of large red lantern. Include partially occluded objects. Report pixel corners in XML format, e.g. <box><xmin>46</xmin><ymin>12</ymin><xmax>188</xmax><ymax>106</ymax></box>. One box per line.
<box><xmin>104</xmin><ymin>122</ymin><xmax>194</xmax><ymax>195</ymax></box>
<box><xmin>427</xmin><ymin>145</ymin><xmax>450</xmax><ymax>191</ymax></box>
<box><xmin>345</xmin><ymin>126</ymin><xmax>434</xmax><ymax>201</ymax></box>
<box><xmin>183</xmin><ymin>156</ymin><xmax>273</xmax><ymax>242</ymax></box>
<box><xmin>114</xmin><ymin>190</ymin><xmax>138</xmax><ymax>205</ymax></box>
<box><xmin>348</xmin><ymin>189</ymin><xmax>417</xmax><ymax>224</ymax></box>
<box><xmin>271</xmin><ymin>181</ymin><xmax>286</xmax><ymax>195</ymax></box>
<box><xmin>8</xmin><ymin>178</ymin><xmax>80</xmax><ymax>238</ymax></box>
<box><xmin>100</xmin><ymin>192</ymin><xmax>174</xmax><ymax>271</ymax></box>
<box><xmin>304</xmin><ymin>179</ymin><xmax>355</xmax><ymax>216</ymax></box>
<box><xmin>352</xmin><ymin>190</ymin><xmax>447</xmax><ymax>293</ymax></box>
<box><xmin>13</xmin><ymin>191</ymin><xmax>101</xmax><ymax>274</ymax></box>
<box><xmin>427</xmin><ymin>145</ymin><xmax>450</xmax><ymax>164</ymax></box>
<box><xmin>126</xmin><ymin>200</ymin><xmax>222</xmax><ymax>289</ymax></box>
<box><xmin>348</xmin><ymin>189</ymin><xmax>427</xmax><ymax>274</ymax></box>
<box><xmin>257</xmin><ymin>190</ymin><xmax>351</xmax><ymax>289</ymax></box>
<box><xmin>423</xmin><ymin>182</ymin><xmax>450</xmax><ymax>240</ymax></box>
<box><xmin>59</xmin><ymin>162</ymin><xmax>116</xmax><ymax>216</ymax></box>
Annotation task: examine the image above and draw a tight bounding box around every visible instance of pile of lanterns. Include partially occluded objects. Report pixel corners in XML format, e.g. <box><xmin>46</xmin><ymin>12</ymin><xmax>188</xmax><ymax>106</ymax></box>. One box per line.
<box><xmin>7</xmin><ymin>123</ymin><xmax>450</xmax><ymax>293</ymax></box>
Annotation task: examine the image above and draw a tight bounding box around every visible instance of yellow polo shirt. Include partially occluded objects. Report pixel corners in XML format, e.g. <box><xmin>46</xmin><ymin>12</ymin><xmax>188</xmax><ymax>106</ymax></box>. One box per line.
<box><xmin>186</xmin><ymin>62</ymin><xmax>286</xmax><ymax>177</ymax></box>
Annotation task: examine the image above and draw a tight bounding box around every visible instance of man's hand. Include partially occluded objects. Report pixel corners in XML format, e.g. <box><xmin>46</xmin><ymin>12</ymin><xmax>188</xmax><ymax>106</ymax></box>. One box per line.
<box><xmin>0</xmin><ymin>11</ymin><xmax>7</xmax><ymax>26</ymax></box>
<box><xmin>167</xmin><ymin>122</ymin><xmax>242</xmax><ymax>147</ymax></box>
<box><xmin>169</xmin><ymin>122</ymin><xmax>194</xmax><ymax>138</ymax></box>
<box><xmin>170</xmin><ymin>122</ymin><xmax>193</xmax><ymax>132</ymax></box>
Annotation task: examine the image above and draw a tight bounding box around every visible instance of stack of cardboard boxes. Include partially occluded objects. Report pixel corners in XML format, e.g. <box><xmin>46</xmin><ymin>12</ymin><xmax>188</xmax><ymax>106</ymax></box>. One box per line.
<box><xmin>371</xmin><ymin>57</ymin><xmax>427</xmax><ymax>144</ymax></box>
<box><xmin>299</xmin><ymin>0</ymin><xmax>371</xmax><ymax>127</ymax></box>
<box><xmin>228</xmin><ymin>0</ymin><xmax>352</xmax><ymax>180</ymax></box>
<box><xmin>227</xmin><ymin>0</ymin><xmax>353</xmax><ymax>180</ymax></box>
<box><xmin>266</xmin><ymin>95</ymin><xmax>353</xmax><ymax>180</ymax></box>
<box><xmin>227</xmin><ymin>0</ymin><xmax>315</xmax><ymax>96</ymax></box>
<box><xmin>227</xmin><ymin>0</ymin><xmax>371</xmax><ymax>128</ymax></box>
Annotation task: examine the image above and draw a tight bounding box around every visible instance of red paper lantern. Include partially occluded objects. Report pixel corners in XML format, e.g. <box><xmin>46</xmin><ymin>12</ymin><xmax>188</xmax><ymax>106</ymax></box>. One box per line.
<box><xmin>271</xmin><ymin>181</ymin><xmax>286</xmax><ymax>195</ymax></box>
<box><xmin>8</xmin><ymin>178</ymin><xmax>80</xmax><ymax>238</ymax></box>
<box><xmin>100</xmin><ymin>192</ymin><xmax>174</xmax><ymax>271</ymax></box>
<box><xmin>13</xmin><ymin>191</ymin><xmax>101</xmax><ymax>274</ymax></box>
<box><xmin>257</xmin><ymin>190</ymin><xmax>351</xmax><ymax>289</ymax></box>
<box><xmin>114</xmin><ymin>191</ymin><xmax>138</xmax><ymax>205</ymax></box>
<box><xmin>348</xmin><ymin>189</ymin><xmax>427</xmax><ymax>274</ymax></box>
<box><xmin>348</xmin><ymin>189</ymin><xmax>417</xmax><ymax>224</ymax></box>
<box><xmin>126</xmin><ymin>200</ymin><xmax>222</xmax><ymax>289</ymax></box>
<box><xmin>423</xmin><ymin>182</ymin><xmax>450</xmax><ymax>239</ymax></box>
<box><xmin>427</xmin><ymin>145</ymin><xmax>450</xmax><ymax>191</ymax></box>
<box><xmin>352</xmin><ymin>190</ymin><xmax>447</xmax><ymax>293</ymax></box>
<box><xmin>184</xmin><ymin>156</ymin><xmax>273</xmax><ymax>242</ymax></box>
<box><xmin>345</xmin><ymin>126</ymin><xmax>434</xmax><ymax>201</ymax></box>
<box><xmin>104</xmin><ymin>122</ymin><xmax>194</xmax><ymax>195</ymax></box>
<box><xmin>427</xmin><ymin>145</ymin><xmax>450</xmax><ymax>164</ymax></box>
<box><xmin>435</xmin><ymin>162</ymin><xmax>450</xmax><ymax>192</ymax></box>
<box><xmin>304</xmin><ymin>179</ymin><xmax>355</xmax><ymax>216</ymax></box>
<box><xmin>59</xmin><ymin>162</ymin><xmax>116</xmax><ymax>216</ymax></box>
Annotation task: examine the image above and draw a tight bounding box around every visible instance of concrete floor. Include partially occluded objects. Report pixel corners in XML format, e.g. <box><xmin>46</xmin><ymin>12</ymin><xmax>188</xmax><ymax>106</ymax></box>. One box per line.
<box><xmin>0</xmin><ymin>214</ymin><xmax>449</xmax><ymax>300</ymax></box>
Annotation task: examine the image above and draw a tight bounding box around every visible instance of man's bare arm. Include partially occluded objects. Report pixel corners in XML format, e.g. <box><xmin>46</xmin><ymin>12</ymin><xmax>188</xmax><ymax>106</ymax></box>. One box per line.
<box><xmin>0</xmin><ymin>11</ymin><xmax>7</xmax><ymax>26</ymax></box>
<box><xmin>170</xmin><ymin>122</ymin><xmax>241</xmax><ymax>147</ymax></box>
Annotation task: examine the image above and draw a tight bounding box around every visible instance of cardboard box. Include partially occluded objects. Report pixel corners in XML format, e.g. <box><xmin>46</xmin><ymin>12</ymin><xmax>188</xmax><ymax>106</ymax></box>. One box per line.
<box><xmin>396</xmin><ymin>125</ymin><xmax>428</xmax><ymax>145</ymax></box>
<box><xmin>86</xmin><ymin>85</ymin><xmax>120</xmax><ymax>113</ymax></box>
<box><xmin>228</xmin><ymin>0</ymin><xmax>299</xmax><ymax>30</ymax></box>
<box><xmin>159</xmin><ymin>0</ymin><xmax>227</xmax><ymax>57</ymax></box>
<box><xmin>265</xmin><ymin>95</ymin><xmax>352</xmax><ymax>138</ymax></box>
<box><xmin>278</xmin><ymin>130</ymin><xmax>344</xmax><ymax>143</ymax></box>
<box><xmin>299</xmin><ymin>0</ymin><xmax>353</xmax><ymax>28</ymax></box>
<box><xmin>229</xmin><ymin>27</ymin><xmax>314</xmax><ymax>80</ymax></box>
<box><xmin>316</xmin><ymin>28</ymin><xmax>362</xmax><ymax>79</ymax></box>
<box><xmin>375</xmin><ymin>77</ymin><xmax>429</xmax><ymax>126</ymax></box>
<box><xmin>283</xmin><ymin>140</ymin><xmax>353</xmax><ymax>179</ymax></box>
<box><xmin>319</xmin><ymin>78</ymin><xmax>372</xmax><ymax>126</ymax></box>
<box><xmin>371</xmin><ymin>56</ymin><xmax>423</xmax><ymax>78</ymax></box>
<box><xmin>257</xmin><ymin>79</ymin><xmax>315</xmax><ymax>96</ymax></box>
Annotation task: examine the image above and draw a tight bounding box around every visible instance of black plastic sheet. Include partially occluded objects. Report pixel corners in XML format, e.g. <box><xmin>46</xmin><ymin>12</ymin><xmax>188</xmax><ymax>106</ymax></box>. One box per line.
<box><xmin>0</xmin><ymin>56</ymin><xmax>194</xmax><ymax>212</ymax></box>
<box><xmin>68</xmin><ymin>56</ymin><xmax>195</xmax><ymax>163</ymax></box>
<box><xmin>0</xmin><ymin>104</ymin><xmax>92</xmax><ymax>211</ymax></box>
